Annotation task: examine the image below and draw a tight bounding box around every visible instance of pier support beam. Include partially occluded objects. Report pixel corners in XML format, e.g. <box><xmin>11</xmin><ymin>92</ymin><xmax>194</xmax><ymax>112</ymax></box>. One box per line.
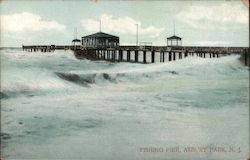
<box><xmin>143</xmin><ymin>51</ymin><xmax>147</xmax><ymax>64</ymax></box>
<box><xmin>98</xmin><ymin>50</ymin><xmax>101</xmax><ymax>60</ymax></box>
<box><xmin>115</xmin><ymin>50</ymin><xmax>118</xmax><ymax>61</ymax></box>
<box><xmin>105</xmin><ymin>50</ymin><xmax>107</xmax><ymax>60</ymax></box>
<box><xmin>244</xmin><ymin>49</ymin><xmax>248</xmax><ymax>65</ymax></box>
<box><xmin>173</xmin><ymin>52</ymin><xmax>176</xmax><ymax>61</ymax></box>
<box><xmin>112</xmin><ymin>50</ymin><xmax>115</xmax><ymax>62</ymax></box>
<box><xmin>127</xmin><ymin>50</ymin><xmax>131</xmax><ymax>62</ymax></box>
<box><xmin>102</xmin><ymin>50</ymin><xmax>105</xmax><ymax>60</ymax></box>
<box><xmin>100</xmin><ymin>50</ymin><xmax>103</xmax><ymax>60</ymax></box>
<box><xmin>119</xmin><ymin>50</ymin><xmax>123</xmax><ymax>62</ymax></box>
<box><xmin>151</xmin><ymin>50</ymin><xmax>155</xmax><ymax>63</ymax></box>
<box><xmin>160</xmin><ymin>52</ymin><xmax>162</xmax><ymax>62</ymax></box>
<box><xmin>179</xmin><ymin>52</ymin><xmax>182</xmax><ymax>59</ymax></box>
<box><xmin>169</xmin><ymin>52</ymin><xmax>172</xmax><ymax>61</ymax></box>
<box><xmin>162</xmin><ymin>52</ymin><xmax>165</xmax><ymax>62</ymax></box>
<box><xmin>184</xmin><ymin>51</ymin><xmax>188</xmax><ymax>57</ymax></box>
<box><xmin>95</xmin><ymin>50</ymin><xmax>98</xmax><ymax>59</ymax></box>
<box><xmin>107</xmin><ymin>50</ymin><xmax>110</xmax><ymax>60</ymax></box>
<box><xmin>135</xmin><ymin>50</ymin><xmax>138</xmax><ymax>62</ymax></box>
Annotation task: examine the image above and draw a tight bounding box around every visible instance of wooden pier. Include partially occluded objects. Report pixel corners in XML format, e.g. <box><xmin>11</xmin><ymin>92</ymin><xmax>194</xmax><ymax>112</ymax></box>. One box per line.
<box><xmin>22</xmin><ymin>45</ymin><xmax>250</xmax><ymax>66</ymax></box>
<box><xmin>22</xmin><ymin>45</ymin><xmax>76</xmax><ymax>52</ymax></box>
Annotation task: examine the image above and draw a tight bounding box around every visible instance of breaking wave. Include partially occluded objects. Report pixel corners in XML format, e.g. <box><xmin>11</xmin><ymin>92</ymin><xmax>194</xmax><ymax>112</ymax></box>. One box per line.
<box><xmin>55</xmin><ymin>72</ymin><xmax>117</xmax><ymax>87</ymax></box>
<box><xmin>1</xmin><ymin>50</ymin><xmax>248</xmax><ymax>99</ymax></box>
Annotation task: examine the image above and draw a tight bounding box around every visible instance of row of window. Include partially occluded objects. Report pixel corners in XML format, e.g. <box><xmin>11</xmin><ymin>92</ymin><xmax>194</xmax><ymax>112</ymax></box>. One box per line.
<box><xmin>82</xmin><ymin>38</ymin><xmax>119</xmax><ymax>47</ymax></box>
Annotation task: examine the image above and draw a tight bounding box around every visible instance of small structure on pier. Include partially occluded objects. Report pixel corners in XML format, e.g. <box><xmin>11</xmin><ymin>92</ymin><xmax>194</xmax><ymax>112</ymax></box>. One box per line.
<box><xmin>72</xmin><ymin>28</ymin><xmax>81</xmax><ymax>46</ymax></box>
<box><xmin>81</xmin><ymin>32</ymin><xmax>119</xmax><ymax>48</ymax></box>
<box><xmin>167</xmin><ymin>22</ymin><xmax>182</xmax><ymax>47</ymax></box>
<box><xmin>72</xmin><ymin>39</ymin><xmax>81</xmax><ymax>46</ymax></box>
<box><xmin>167</xmin><ymin>35</ymin><xmax>182</xmax><ymax>47</ymax></box>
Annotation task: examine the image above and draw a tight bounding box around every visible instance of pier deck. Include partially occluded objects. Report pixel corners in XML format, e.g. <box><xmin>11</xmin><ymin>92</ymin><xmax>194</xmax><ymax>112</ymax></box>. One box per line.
<box><xmin>22</xmin><ymin>45</ymin><xmax>249</xmax><ymax>66</ymax></box>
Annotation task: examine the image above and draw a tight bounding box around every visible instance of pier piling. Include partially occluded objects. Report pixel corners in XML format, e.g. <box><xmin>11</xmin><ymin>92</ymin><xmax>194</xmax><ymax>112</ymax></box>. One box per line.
<box><xmin>179</xmin><ymin>52</ymin><xmax>182</xmax><ymax>59</ymax></box>
<box><xmin>143</xmin><ymin>51</ymin><xmax>147</xmax><ymax>63</ymax></box>
<box><xmin>184</xmin><ymin>51</ymin><xmax>188</xmax><ymax>57</ymax></box>
<box><xmin>162</xmin><ymin>52</ymin><xmax>165</xmax><ymax>62</ymax></box>
<box><xmin>127</xmin><ymin>50</ymin><xmax>131</xmax><ymax>62</ymax></box>
<box><xmin>151</xmin><ymin>51</ymin><xmax>155</xmax><ymax>63</ymax></box>
<box><xmin>169</xmin><ymin>52</ymin><xmax>172</xmax><ymax>61</ymax></box>
<box><xmin>135</xmin><ymin>50</ymin><xmax>139</xmax><ymax>62</ymax></box>
<box><xmin>119</xmin><ymin>50</ymin><xmax>123</xmax><ymax>61</ymax></box>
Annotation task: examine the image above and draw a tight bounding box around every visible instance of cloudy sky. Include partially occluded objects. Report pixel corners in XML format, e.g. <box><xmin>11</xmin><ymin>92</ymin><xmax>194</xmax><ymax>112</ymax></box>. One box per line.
<box><xmin>1</xmin><ymin>0</ymin><xmax>249</xmax><ymax>47</ymax></box>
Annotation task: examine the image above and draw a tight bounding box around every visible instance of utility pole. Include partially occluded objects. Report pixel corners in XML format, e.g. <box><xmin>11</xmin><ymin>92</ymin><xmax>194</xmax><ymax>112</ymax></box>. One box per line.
<box><xmin>75</xmin><ymin>28</ymin><xmax>77</xmax><ymax>39</ymax></box>
<box><xmin>173</xmin><ymin>21</ymin><xmax>175</xmax><ymax>36</ymax></box>
<box><xmin>136</xmin><ymin>24</ymin><xmax>138</xmax><ymax>46</ymax></box>
<box><xmin>99</xmin><ymin>20</ymin><xmax>102</xmax><ymax>32</ymax></box>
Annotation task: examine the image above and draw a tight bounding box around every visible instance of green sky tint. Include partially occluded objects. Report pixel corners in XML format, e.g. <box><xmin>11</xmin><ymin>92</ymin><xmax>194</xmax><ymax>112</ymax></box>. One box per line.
<box><xmin>0</xmin><ymin>0</ymin><xmax>249</xmax><ymax>47</ymax></box>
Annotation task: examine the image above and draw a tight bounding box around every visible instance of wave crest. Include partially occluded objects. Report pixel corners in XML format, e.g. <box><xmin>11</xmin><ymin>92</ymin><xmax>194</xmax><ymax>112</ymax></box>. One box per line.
<box><xmin>55</xmin><ymin>72</ymin><xmax>117</xmax><ymax>87</ymax></box>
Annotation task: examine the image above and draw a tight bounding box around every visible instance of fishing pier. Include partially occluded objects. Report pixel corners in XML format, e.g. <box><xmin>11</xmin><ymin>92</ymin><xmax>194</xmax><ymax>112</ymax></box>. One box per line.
<box><xmin>22</xmin><ymin>31</ymin><xmax>250</xmax><ymax>66</ymax></box>
<box><xmin>22</xmin><ymin>45</ymin><xmax>249</xmax><ymax>65</ymax></box>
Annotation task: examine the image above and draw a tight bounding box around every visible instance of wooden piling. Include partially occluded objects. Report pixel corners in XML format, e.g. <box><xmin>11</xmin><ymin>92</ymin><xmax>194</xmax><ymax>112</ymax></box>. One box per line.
<box><xmin>119</xmin><ymin>50</ymin><xmax>123</xmax><ymax>61</ymax></box>
<box><xmin>173</xmin><ymin>52</ymin><xmax>176</xmax><ymax>61</ymax></box>
<box><xmin>95</xmin><ymin>50</ymin><xmax>98</xmax><ymax>59</ymax></box>
<box><xmin>103</xmin><ymin>50</ymin><xmax>105</xmax><ymax>60</ymax></box>
<box><xmin>143</xmin><ymin>51</ymin><xmax>147</xmax><ymax>63</ymax></box>
<box><xmin>112</xmin><ymin>50</ymin><xmax>115</xmax><ymax>62</ymax></box>
<box><xmin>162</xmin><ymin>52</ymin><xmax>165</xmax><ymax>62</ymax></box>
<box><xmin>169</xmin><ymin>52</ymin><xmax>172</xmax><ymax>61</ymax></box>
<box><xmin>127</xmin><ymin>50</ymin><xmax>131</xmax><ymax>62</ymax></box>
<box><xmin>100</xmin><ymin>50</ymin><xmax>102</xmax><ymax>59</ymax></box>
<box><xmin>97</xmin><ymin>50</ymin><xmax>100</xmax><ymax>59</ymax></box>
<box><xmin>115</xmin><ymin>50</ymin><xmax>118</xmax><ymax>61</ymax></box>
<box><xmin>135</xmin><ymin>50</ymin><xmax>138</xmax><ymax>62</ymax></box>
<box><xmin>107</xmin><ymin>50</ymin><xmax>110</xmax><ymax>60</ymax></box>
<box><xmin>160</xmin><ymin>52</ymin><xmax>162</xmax><ymax>62</ymax></box>
<box><xmin>179</xmin><ymin>52</ymin><xmax>182</xmax><ymax>59</ymax></box>
<box><xmin>100</xmin><ymin>50</ymin><xmax>103</xmax><ymax>59</ymax></box>
<box><xmin>151</xmin><ymin>50</ymin><xmax>155</xmax><ymax>63</ymax></box>
<box><xmin>184</xmin><ymin>51</ymin><xmax>188</xmax><ymax>57</ymax></box>
<box><xmin>245</xmin><ymin>49</ymin><xmax>247</xmax><ymax>65</ymax></box>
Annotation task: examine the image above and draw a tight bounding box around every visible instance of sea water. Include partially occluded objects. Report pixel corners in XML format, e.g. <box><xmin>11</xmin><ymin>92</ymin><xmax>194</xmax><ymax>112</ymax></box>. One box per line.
<box><xmin>1</xmin><ymin>49</ymin><xmax>249</xmax><ymax>160</ymax></box>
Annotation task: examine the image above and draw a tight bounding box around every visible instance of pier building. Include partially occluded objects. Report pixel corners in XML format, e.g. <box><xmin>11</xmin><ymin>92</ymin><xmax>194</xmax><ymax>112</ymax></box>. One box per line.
<box><xmin>81</xmin><ymin>32</ymin><xmax>119</xmax><ymax>48</ymax></box>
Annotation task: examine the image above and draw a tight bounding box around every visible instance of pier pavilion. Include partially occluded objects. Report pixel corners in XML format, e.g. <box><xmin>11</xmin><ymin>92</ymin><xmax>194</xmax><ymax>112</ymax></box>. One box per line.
<box><xmin>81</xmin><ymin>32</ymin><xmax>119</xmax><ymax>48</ymax></box>
<box><xmin>167</xmin><ymin>35</ymin><xmax>182</xmax><ymax>47</ymax></box>
<box><xmin>72</xmin><ymin>38</ymin><xmax>81</xmax><ymax>46</ymax></box>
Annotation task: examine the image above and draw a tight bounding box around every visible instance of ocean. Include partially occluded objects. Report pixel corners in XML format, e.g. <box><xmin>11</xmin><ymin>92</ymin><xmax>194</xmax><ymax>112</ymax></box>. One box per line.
<box><xmin>1</xmin><ymin>49</ymin><xmax>249</xmax><ymax>160</ymax></box>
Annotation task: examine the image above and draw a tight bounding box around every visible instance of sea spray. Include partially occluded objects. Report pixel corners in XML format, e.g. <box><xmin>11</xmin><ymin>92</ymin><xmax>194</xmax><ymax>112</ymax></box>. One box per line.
<box><xmin>1</xmin><ymin>49</ymin><xmax>249</xmax><ymax>160</ymax></box>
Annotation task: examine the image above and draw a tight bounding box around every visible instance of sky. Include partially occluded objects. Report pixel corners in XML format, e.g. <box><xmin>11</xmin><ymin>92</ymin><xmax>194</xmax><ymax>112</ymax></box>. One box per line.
<box><xmin>0</xmin><ymin>0</ymin><xmax>249</xmax><ymax>47</ymax></box>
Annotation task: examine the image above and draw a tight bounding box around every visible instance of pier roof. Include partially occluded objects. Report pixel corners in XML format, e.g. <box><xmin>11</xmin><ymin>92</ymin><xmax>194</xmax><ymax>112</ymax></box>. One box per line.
<box><xmin>72</xmin><ymin>39</ymin><xmax>81</xmax><ymax>42</ymax></box>
<box><xmin>82</xmin><ymin>32</ymin><xmax>119</xmax><ymax>39</ymax></box>
<box><xmin>167</xmin><ymin>35</ymin><xmax>182</xmax><ymax>40</ymax></box>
